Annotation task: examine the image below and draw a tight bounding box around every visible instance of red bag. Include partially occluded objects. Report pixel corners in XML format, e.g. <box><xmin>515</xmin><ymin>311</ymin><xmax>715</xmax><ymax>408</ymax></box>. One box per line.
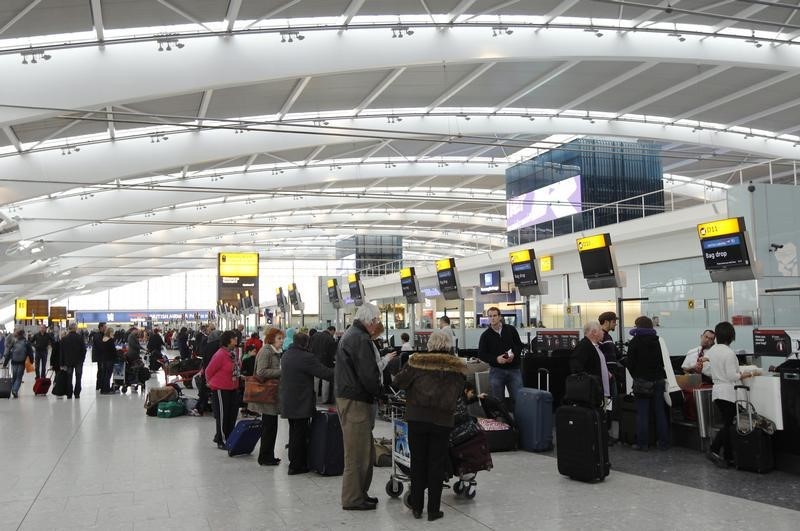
<box><xmin>33</xmin><ymin>372</ymin><xmax>52</xmax><ymax>396</ymax></box>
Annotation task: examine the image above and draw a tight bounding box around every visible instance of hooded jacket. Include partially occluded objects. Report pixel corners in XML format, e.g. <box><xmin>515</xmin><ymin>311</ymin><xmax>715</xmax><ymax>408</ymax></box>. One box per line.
<box><xmin>393</xmin><ymin>352</ymin><xmax>468</xmax><ymax>427</ymax></box>
<box><xmin>624</xmin><ymin>328</ymin><xmax>666</xmax><ymax>381</ymax></box>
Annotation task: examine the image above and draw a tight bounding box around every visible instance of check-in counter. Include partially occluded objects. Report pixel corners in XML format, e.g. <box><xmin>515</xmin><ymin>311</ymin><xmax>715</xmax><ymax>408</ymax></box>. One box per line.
<box><xmin>745</xmin><ymin>375</ymin><xmax>783</xmax><ymax>430</ymax></box>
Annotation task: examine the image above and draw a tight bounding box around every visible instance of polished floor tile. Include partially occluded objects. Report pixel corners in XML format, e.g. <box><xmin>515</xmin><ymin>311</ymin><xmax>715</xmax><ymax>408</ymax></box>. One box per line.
<box><xmin>1</xmin><ymin>362</ymin><xmax>799</xmax><ymax>530</ymax></box>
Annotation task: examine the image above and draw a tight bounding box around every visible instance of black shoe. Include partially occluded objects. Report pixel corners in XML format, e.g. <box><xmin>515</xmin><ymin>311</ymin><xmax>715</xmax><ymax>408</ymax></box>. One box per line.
<box><xmin>11</xmin><ymin>391</ymin><xmax>18</xmax><ymax>398</ymax></box>
<box><xmin>259</xmin><ymin>458</ymin><xmax>281</xmax><ymax>466</ymax></box>
<box><xmin>707</xmin><ymin>451</ymin><xmax>727</xmax><ymax>468</ymax></box>
<box><xmin>428</xmin><ymin>511</ymin><xmax>444</xmax><ymax>522</ymax></box>
<box><xmin>217</xmin><ymin>443</ymin><xmax>227</xmax><ymax>450</ymax></box>
<box><xmin>365</xmin><ymin>495</ymin><xmax>378</xmax><ymax>504</ymax></box>
<box><xmin>74</xmin><ymin>394</ymin><xmax>80</xmax><ymax>399</ymax></box>
<box><xmin>288</xmin><ymin>467</ymin><xmax>309</xmax><ymax>475</ymax></box>
<box><xmin>608</xmin><ymin>437</ymin><xmax>619</xmax><ymax>447</ymax></box>
<box><xmin>213</xmin><ymin>436</ymin><xmax>222</xmax><ymax>445</ymax></box>
<box><xmin>343</xmin><ymin>502</ymin><xmax>376</xmax><ymax>511</ymax></box>
<box><xmin>67</xmin><ymin>395</ymin><xmax>72</xmax><ymax>399</ymax></box>
<box><xmin>413</xmin><ymin>510</ymin><xmax>422</xmax><ymax>519</ymax></box>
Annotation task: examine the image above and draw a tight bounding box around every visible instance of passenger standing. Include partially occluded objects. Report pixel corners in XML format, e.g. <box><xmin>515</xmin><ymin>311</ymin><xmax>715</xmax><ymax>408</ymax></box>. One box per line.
<box><xmin>91</xmin><ymin>322</ymin><xmax>106</xmax><ymax>390</ymax></box>
<box><xmin>393</xmin><ymin>330</ymin><xmax>467</xmax><ymax>521</ymax></box>
<box><xmin>252</xmin><ymin>328</ymin><xmax>284</xmax><ymax>466</ymax></box>
<box><xmin>624</xmin><ymin>316</ymin><xmax>670</xmax><ymax>451</ymax></box>
<box><xmin>706</xmin><ymin>322</ymin><xmax>754</xmax><ymax>467</ymax></box>
<box><xmin>177</xmin><ymin>327</ymin><xmax>191</xmax><ymax>360</ymax></box>
<box><xmin>60</xmin><ymin>324</ymin><xmax>87</xmax><ymax>399</ymax></box>
<box><xmin>190</xmin><ymin>324</ymin><xmax>220</xmax><ymax>417</ymax></box>
<box><xmin>477</xmin><ymin>306</ymin><xmax>524</xmax><ymax>404</ymax></box>
<box><xmin>31</xmin><ymin>324</ymin><xmax>55</xmax><ymax>380</ymax></box>
<box><xmin>310</xmin><ymin>326</ymin><xmax>337</xmax><ymax>404</ymax></box>
<box><xmin>205</xmin><ymin>331</ymin><xmax>241</xmax><ymax>449</ymax></box>
<box><xmin>570</xmin><ymin>320</ymin><xmax>612</xmax><ymax>400</ymax></box>
<box><xmin>2</xmin><ymin>330</ymin><xmax>34</xmax><ymax>398</ymax></box>
<box><xmin>280</xmin><ymin>332</ymin><xmax>333</xmax><ymax>474</ymax></box>
<box><xmin>335</xmin><ymin>303</ymin><xmax>384</xmax><ymax>511</ymax></box>
<box><xmin>98</xmin><ymin>326</ymin><xmax>118</xmax><ymax>394</ymax></box>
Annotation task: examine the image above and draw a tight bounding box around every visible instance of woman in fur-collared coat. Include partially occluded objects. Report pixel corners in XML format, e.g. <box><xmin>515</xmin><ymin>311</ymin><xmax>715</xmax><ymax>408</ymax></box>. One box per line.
<box><xmin>392</xmin><ymin>329</ymin><xmax>468</xmax><ymax>522</ymax></box>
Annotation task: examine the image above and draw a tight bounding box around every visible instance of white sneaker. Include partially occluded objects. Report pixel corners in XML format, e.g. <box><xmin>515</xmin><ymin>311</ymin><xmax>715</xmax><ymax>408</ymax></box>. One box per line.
<box><xmin>188</xmin><ymin>409</ymin><xmax>201</xmax><ymax>417</ymax></box>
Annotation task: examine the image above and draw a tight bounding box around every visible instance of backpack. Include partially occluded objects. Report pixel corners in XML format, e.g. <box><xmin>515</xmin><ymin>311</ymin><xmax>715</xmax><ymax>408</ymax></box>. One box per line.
<box><xmin>10</xmin><ymin>339</ymin><xmax>30</xmax><ymax>364</ymax></box>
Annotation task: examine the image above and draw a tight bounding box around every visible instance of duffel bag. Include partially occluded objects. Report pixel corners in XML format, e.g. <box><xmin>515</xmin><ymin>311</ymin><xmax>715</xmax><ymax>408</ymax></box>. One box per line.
<box><xmin>157</xmin><ymin>400</ymin><xmax>186</xmax><ymax>418</ymax></box>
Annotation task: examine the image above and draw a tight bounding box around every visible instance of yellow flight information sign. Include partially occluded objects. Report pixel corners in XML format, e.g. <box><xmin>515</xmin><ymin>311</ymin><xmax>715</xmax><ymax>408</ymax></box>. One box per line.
<box><xmin>540</xmin><ymin>255</ymin><xmax>553</xmax><ymax>272</ymax></box>
<box><xmin>327</xmin><ymin>279</ymin><xmax>337</xmax><ymax>288</ymax></box>
<box><xmin>400</xmin><ymin>267</ymin><xmax>415</xmax><ymax>279</ymax></box>
<box><xmin>436</xmin><ymin>258</ymin><xmax>455</xmax><ymax>271</ymax></box>
<box><xmin>577</xmin><ymin>234</ymin><xmax>609</xmax><ymax>252</ymax></box>
<box><xmin>218</xmin><ymin>252</ymin><xmax>259</xmax><ymax>277</ymax></box>
<box><xmin>15</xmin><ymin>299</ymin><xmax>28</xmax><ymax>320</ymax></box>
<box><xmin>348</xmin><ymin>273</ymin><xmax>359</xmax><ymax>283</ymax></box>
<box><xmin>697</xmin><ymin>217</ymin><xmax>744</xmax><ymax>239</ymax></box>
<box><xmin>509</xmin><ymin>249</ymin><xmax>532</xmax><ymax>264</ymax></box>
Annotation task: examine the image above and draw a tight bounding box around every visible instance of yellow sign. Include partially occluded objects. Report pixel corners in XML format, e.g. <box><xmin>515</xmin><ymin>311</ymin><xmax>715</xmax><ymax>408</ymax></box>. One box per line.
<box><xmin>509</xmin><ymin>249</ymin><xmax>532</xmax><ymax>264</ymax></box>
<box><xmin>218</xmin><ymin>252</ymin><xmax>259</xmax><ymax>277</ymax></box>
<box><xmin>348</xmin><ymin>273</ymin><xmax>359</xmax><ymax>283</ymax></box>
<box><xmin>15</xmin><ymin>299</ymin><xmax>28</xmax><ymax>320</ymax></box>
<box><xmin>697</xmin><ymin>217</ymin><xmax>743</xmax><ymax>239</ymax></box>
<box><xmin>577</xmin><ymin>234</ymin><xmax>609</xmax><ymax>252</ymax></box>
<box><xmin>436</xmin><ymin>258</ymin><xmax>455</xmax><ymax>271</ymax></box>
<box><xmin>540</xmin><ymin>255</ymin><xmax>553</xmax><ymax>272</ymax></box>
<box><xmin>400</xmin><ymin>267</ymin><xmax>415</xmax><ymax>279</ymax></box>
<box><xmin>327</xmin><ymin>279</ymin><xmax>336</xmax><ymax>288</ymax></box>
<box><xmin>688</xmin><ymin>299</ymin><xmax>695</xmax><ymax>310</ymax></box>
<box><xmin>275</xmin><ymin>287</ymin><xmax>282</xmax><ymax>295</ymax></box>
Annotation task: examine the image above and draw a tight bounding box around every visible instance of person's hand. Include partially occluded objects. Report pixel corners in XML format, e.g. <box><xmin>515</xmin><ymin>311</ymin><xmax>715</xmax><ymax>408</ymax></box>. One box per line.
<box><xmin>385</xmin><ymin>351</ymin><xmax>397</xmax><ymax>361</ymax></box>
<box><xmin>496</xmin><ymin>354</ymin><xmax>508</xmax><ymax>364</ymax></box>
<box><xmin>478</xmin><ymin>393</ymin><xmax>487</xmax><ymax>399</ymax></box>
<box><xmin>740</xmin><ymin>370</ymin><xmax>752</xmax><ymax>379</ymax></box>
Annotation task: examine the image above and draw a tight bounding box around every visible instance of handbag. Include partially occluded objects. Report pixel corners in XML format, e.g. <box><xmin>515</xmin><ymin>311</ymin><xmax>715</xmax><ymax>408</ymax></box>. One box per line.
<box><xmin>632</xmin><ymin>378</ymin><xmax>655</xmax><ymax>398</ymax></box>
<box><xmin>449</xmin><ymin>420</ymin><xmax>482</xmax><ymax>446</ymax></box>
<box><xmin>563</xmin><ymin>372</ymin><xmax>603</xmax><ymax>408</ymax></box>
<box><xmin>25</xmin><ymin>357</ymin><xmax>34</xmax><ymax>373</ymax></box>
<box><xmin>243</xmin><ymin>376</ymin><xmax>279</xmax><ymax>404</ymax></box>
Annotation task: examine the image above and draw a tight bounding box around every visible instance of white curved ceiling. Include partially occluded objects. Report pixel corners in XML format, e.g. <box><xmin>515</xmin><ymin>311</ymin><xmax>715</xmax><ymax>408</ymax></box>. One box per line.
<box><xmin>0</xmin><ymin>0</ymin><xmax>799</xmax><ymax>306</ymax></box>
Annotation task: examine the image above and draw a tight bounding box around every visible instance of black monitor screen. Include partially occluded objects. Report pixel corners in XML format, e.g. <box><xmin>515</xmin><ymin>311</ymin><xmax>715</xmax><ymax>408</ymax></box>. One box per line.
<box><xmin>579</xmin><ymin>247</ymin><xmax>615</xmax><ymax>278</ymax></box>
<box><xmin>437</xmin><ymin>268</ymin><xmax>458</xmax><ymax>297</ymax></box>
<box><xmin>349</xmin><ymin>281</ymin><xmax>363</xmax><ymax>306</ymax></box>
<box><xmin>511</xmin><ymin>260</ymin><xmax>538</xmax><ymax>288</ymax></box>
<box><xmin>327</xmin><ymin>285</ymin><xmax>340</xmax><ymax>304</ymax></box>
<box><xmin>288</xmin><ymin>288</ymin><xmax>300</xmax><ymax>306</ymax></box>
<box><xmin>701</xmin><ymin>234</ymin><xmax>750</xmax><ymax>270</ymax></box>
<box><xmin>401</xmin><ymin>276</ymin><xmax>418</xmax><ymax>300</ymax></box>
<box><xmin>479</xmin><ymin>270</ymin><xmax>501</xmax><ymax>294</ymax></box>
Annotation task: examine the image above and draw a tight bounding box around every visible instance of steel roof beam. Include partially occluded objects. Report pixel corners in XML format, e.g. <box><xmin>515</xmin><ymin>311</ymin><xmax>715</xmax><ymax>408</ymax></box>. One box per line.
<box><xmin>425</xmin><ymin>62</ymin><xmax>496</xmax><ymax>112</ymax></box>
<box><xmin>492</xmin><ymin>61</ymin><xmax>579</xmax><ymax>111</ymax></box>
<box><xmin>0</xmin><ymin>0</ymin><xmax>41</xmax><ymax>36</ymax></box>
<box><xmin>156</xmin><ymin>0</ymin><xmax>213</xmax><ymax>32</ymax></box>
<box><xmin>243</xmin><ymin>0</ymin><xmax>303</xmax><ymax>30</ymax></box>
<box><xmin>224</xmin><ymin>0</ymin><xmax>243</xmax><ymax>32</ymax></box>
<box><xmin>277</xmin><ymin>77</ymin><xmax>312</xmax><ymax>120</ymax></box>
<box><xmin>90</xmin><ymin>0</ymin><xmax>105</xmax><ymax>42</ymax></box>
<box><xmin>354</xmin><ymin>67</ymin><xmax>406</xmax><ymax>115</ymax></box>
<box><xmin>615</xmin><ymin>65</ymin><xmax>728</xmax><ymax>116</ymax></box>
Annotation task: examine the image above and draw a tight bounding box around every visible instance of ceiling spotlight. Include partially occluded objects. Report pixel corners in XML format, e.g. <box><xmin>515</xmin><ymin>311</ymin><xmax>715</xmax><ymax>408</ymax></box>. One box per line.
<box><xmin>385</xmin><ymin>161</ymin><xmax>397</xmax><ymax>168</ymax></box>
<box><xmin>491</xmin><ymin>26</ymin><xmax>513</xmax><ymax>37</ymax></box>
<box><xmin>745</xmin><ymin>31</ymin><xmax>762</xmax><ymax>48</ymax></box>
<box><xmin>20</xmin><ymin>48</ymin><xmax>52</xmax><ymax>64</ymax></box>
<box><xmin>488</xmin><ymin>159</ymin><xmax>498</xmax><ymax>168</ymax></box>
<box><xmin>387</xmin><ymin>115</ymin><xmax>403</xmax><ymax>124</ymax></box>
<box><xmin>280</xmin><ymin>31</ymin><xmax>304</xmax><ymax>43</ymax></box>
<box><xmin>437</xmin><ymin>160</ymin><xmax>449</xmax><ymax>167</ymax></box>
<box><xmin>150</xmin><ymin>132</ymin><xmax>169</xmax><ymax>143</ymax></box>
<box><xmin>457</xmin><ymin>113</ymin><xmax>471</xmax><ymax>121</ymax></box>
<box><xmin>61</xmin><ymin>144</ymin><xmax>81</xmax><ymax>155</ymax></box>
<box><xmin>582</xmin><ymin>113</ymin><xmax>595</xmax><ymax>124</ymax></box>
<box><xmin>313</xmin><ymin>119</ymin><xmax>330</xmax><ymax>126</ymax></box>
<box><xmin>271</xmin><ymin>167</ymin><xmax>285</xmax><ymax>175</ymax></box>
<box><xmin>156</xmin><ymin>36</ymin><xmax>184</xmax><ymax>52</ymax></box>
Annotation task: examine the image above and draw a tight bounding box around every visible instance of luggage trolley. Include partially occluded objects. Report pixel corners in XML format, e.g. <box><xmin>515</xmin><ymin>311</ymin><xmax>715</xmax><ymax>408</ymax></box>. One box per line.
<box><xmin>385</xmin><ymin>393</ymin><xmax>411</xmax><ymax>498</ymax></box>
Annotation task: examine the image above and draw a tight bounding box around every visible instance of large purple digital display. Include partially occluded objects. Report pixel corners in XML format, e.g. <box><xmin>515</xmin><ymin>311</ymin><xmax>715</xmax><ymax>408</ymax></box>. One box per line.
<box><xmin>506</xmin><ymin>175</ymin><xmax>582</xmax><ymax>232</ymax></box>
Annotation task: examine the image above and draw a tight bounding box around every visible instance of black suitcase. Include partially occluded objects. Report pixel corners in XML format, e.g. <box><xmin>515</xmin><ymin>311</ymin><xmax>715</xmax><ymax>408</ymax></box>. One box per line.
<box><xmin>563</xmin><ymin>372</ymin><xmax>603</xmax><ymax>409</ymax></box>
<box><xmin>732</xmin><ymin>385</ymin><xmax>774</xmax><ymax>473</ymax></box>
<box><xmin>309</xmin><ymin>409</ymin><xmax>344</xmax><ymax>476</ymax></box>
<box><xmin>0</xmin><ymin>368</ymin><xmax>11</xmax><ymax>398</ymax></box>
<box><xmin>618</xmin><ymin>394</ymin><xmax>660</xmax><ymax>447</ymax></box>
<box><xmin>555</xmin><ymin>405</ymin><xmax>610</xmax><ymax>482</ymax></box>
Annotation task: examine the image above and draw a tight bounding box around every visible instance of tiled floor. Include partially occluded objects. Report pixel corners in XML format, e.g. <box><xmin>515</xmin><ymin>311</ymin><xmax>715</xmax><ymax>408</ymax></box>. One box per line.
<box><xmin>2</xmin><ymin>363</ymin><xmax>799</xmax><ymax>531</ymax></box>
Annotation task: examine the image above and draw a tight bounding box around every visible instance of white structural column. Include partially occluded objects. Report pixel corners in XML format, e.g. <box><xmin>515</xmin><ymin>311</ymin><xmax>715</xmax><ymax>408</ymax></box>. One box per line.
<box><xmin>90</xmin><ymin>0</ymin><xmax>105</xmax><ymax>41</ymax></box>
<box><xmin>224</xmin><ymin>0</ymin><xmax>243</xmax><ymax>32</ymax></box>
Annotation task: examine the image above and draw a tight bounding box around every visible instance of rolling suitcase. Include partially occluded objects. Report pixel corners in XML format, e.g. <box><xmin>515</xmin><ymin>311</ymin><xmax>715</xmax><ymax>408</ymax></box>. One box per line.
<box><xmin>477</xmin><ymin>418</ymin><xmax>518</xmax><ymax>452</ymax></box>
<box><xmin>308</xmin><ymin>409</ymin><xmax>344</xmax><ymax>475</ymax></box>
<box><xmin>515</xmin><ymin>387</ymin><xmax>553</xmax><ymax>452</ymax></box>
<box><xmin>33</xmin><ymin>371</ymin><xmax>52</xmax><ymax>396</ymax></box>
<box><xmin>0</xmin><ymin>368</ymin><xmax>11</xmax><ymax>398</ymax></box>
<box><xmin>226</xmin><ymin>418</ymin><xmax>263</xmax><ymax>457</ymax></box>
<box><xmin>450</xmin><ymin>430</ymin><xmax>493</xmax><ymax>476</ymax></box>
<box><xmin>732</xmin><ymin>385</ymin><xmax>774</xmax><ymax>473</ymax></box>
<box><xmin>556</xmin><ymin>405</ymin><xmax>610</xmax><ymax>482</ymax></box>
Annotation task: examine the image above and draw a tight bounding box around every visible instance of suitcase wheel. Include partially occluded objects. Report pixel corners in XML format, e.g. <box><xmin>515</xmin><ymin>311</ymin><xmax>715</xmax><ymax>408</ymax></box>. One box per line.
<box><xmin>385</xmin><ymin>478</ymin><xmax>403</xmax><ymax>498</ymax></box>
<box><xmin>453</xmin><ymin>481</ymin><xmax>464</xmax><ymax>495</ymax></box>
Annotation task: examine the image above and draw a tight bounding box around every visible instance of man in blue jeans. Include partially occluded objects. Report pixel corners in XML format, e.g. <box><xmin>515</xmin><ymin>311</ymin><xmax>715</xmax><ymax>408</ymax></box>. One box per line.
<box><xmin>478</xmin><ymin>307</ymin><xmax>524</xmax><ymax>404</ymax></box>
<box><xmin>3</xmin><ymin>330</ymin><xmax>34</xmax><ymax>398</ymax></box>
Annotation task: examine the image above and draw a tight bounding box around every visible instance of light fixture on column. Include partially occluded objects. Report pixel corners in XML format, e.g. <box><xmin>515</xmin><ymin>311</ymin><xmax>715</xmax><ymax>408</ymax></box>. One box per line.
<box><xmin>491</xmin><ymin>26</ymin><xmax>513</xmax><ymax>37</ymax></box>
<box><xmin>391</xmin><ymin>26</ymin><xmax>414</xmax><ymax>38</ymax></box>
<box><xmin>387</xmin><ymin>115</ymin><xmax>403</xmax><ymax>124</ymax></box>
<box><xmin>20</xmin><ymin>48</ymin><xmax>52</xmax><ymax>64</ymax></box>
<box><xmin>745</xmin><ymin>31</ymin><xmax>762</xmax><ymax>48</ymax></box>
<box><xmin>150</xmin><ymin>132</ymin><xmax>169</xmax><ymax>143</ymax></box>
<box><xmin>668</xmin><ymin>24</ymin><xmax>685</xmax><ymax>42</ymax></box>
<box><xmin>61</xmin><ymin>144</ymin><xmax>81</xmax><ymax>155</ymax></box>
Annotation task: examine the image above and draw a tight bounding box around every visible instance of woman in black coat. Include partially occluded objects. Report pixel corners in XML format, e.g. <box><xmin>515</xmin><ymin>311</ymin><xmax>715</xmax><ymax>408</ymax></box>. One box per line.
<box><xmin>279</xmin><ymin>332</ymin><xmax>333</xmax><ymax>475</ymax></box>
<box><xmin>177</xmin><ymin>327</ymin><xmax>191</xmax><ymax>360</ymax></box>
<box><xmin>393</xmin><ymin>329</ymin><xmax>468</xmax><ymax>522</ymax></box>
<box><xmin>624</xmin><ymin>316</ymin><xmax>669</xmax><ymax>451</ymax></box>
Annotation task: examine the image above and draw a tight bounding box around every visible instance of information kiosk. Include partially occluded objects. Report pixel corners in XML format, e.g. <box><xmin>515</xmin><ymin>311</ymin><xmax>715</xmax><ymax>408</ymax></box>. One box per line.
<box><xmin>436</xmin><ymin>258</ymin><xmax>465</xmax><ymax>348</ymax></box>
<box><xmin>348</xmin><ymin>273</ymin><xmax>366</xmax><ymax>307</ymax></box>
<box><xmin>287</xmin><ymin>283</ymin><xmax>305</xmax><ymax>327</ymax></box>
<box><xmin>400</xmin><ymin>267</ymin><xmax>421</xmax><ymax>338</ymax></box>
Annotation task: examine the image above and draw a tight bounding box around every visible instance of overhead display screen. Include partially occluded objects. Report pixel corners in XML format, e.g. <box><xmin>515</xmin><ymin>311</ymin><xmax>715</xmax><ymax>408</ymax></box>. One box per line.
<box><xmin>479</xmin><ymin>270</ymin><xmax>501</xmax><ymax>294</ymax></box>
<box><xmin>276</xmin><ymin>287</ymin><xmax>287</xmax><ymax>312</ymax></box>
<box><xmin>327</xmin><ymin>279</ymin><xmax>342</xmax><ymax>309</ymax></box>
<box><xmin>435</xmin><ymin>258</ymin><xmax>461</xmax><ymax>300</ymax></box>
<box><xmin>577</xmin><ymin>234</ymin><xmax>615</xmax><ymax>279</ymax></box>
<box><xmin>218</xmin><ymin>252</ymin><xmax>259</xmax><ymax>307</ymax></box>
<box><xmin>400</xmin><ymin>267</ymin><xmax>420</xmax><ymax>303</ymax></box>
<box><xmin>701</xmin><ymin>235</ymin><xmax>750</xmax><ymax>269</ymax></box>
<box><xmin>510</xmin><ymin>249</ymin><xmax>539</xmax><ymax>289</ymax></box>
<box><xmin>507</xmin><ymin>175</ymin><xmax>582</xmax><ymax>231</ymax></box>
<box><xmin>348</xmin><ymin>273</ymin><xmax>364</xmax><ymax>306</ymax></box>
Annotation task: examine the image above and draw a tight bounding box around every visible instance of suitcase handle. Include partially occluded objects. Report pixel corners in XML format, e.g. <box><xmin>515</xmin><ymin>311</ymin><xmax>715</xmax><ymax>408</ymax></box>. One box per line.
<box><xmin>537</xmin><ymin>368</ymin><xmax>550</xmax><ymax>391</ymax></box>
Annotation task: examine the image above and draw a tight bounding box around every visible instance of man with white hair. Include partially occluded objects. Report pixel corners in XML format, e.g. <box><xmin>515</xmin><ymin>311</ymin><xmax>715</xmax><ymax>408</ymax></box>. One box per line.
<box><xmin>571</xmin><ymin>320</ymin><xmax>612</xmax><ymax>400</ymax></box>
<box><xmin>335</xmin><ymin>302</ymin><xmax>384</xmax><ymax>511</ymax></box>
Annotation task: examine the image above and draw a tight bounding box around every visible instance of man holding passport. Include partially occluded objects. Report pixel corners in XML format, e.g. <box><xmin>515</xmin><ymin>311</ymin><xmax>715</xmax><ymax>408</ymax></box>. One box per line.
<box><xmin>478</xmin><ymin>306</ymin><xmax>524</xmax><ymax>404</ymax></box>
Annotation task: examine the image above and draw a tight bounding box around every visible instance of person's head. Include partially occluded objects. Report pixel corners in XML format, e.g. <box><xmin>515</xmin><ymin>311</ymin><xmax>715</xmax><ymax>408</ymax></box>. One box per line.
<box><xmin>327</xmin><ymin>326</ymin><xmax>336</xmax><ymax>335</ymax></box>
<box><xmin>634</xmin><ymin>316</ymin><xmax>654</xmax><ymax>329</ymax></box>
<box><xmin>68</xmin><ymin>323</ymin><xmax>77</xmax><ymax>333</ymax></box>
<box><xmin>583</xmin><ymin>320</ymin><xmax>603</xmax><ymax>343</ymax></box>
<box><xmin>250</xmin><ymin>332</ymin><xmax>259</xmax><ymax>339</ymax></box>
<box><xmin>439</xmin><ymin>316</ymin><xmax>450</xmax><ymax>328</ymax></box>
<box><xmin>237</xmin><ymin>324</ymin><xmax>244</xmax><ymax>332</ymax></box>
<box><xmin>309</xmin><ymin>328</ymin><xmax>317</xmax><ymax>337</ymax></box>
<box><xmin>355</xmin><ymin>303</ymin><xmax>383</xmax><ymax>338</ymax></box>
<box><xmin>486</xmin><ymin>307</ymin><xmax>502</xmax><ymax>328</ymax></box>
<box><xmin>700</xmin><ymin>329</ymin><xmax>716</xmax><ymax>349</ymax></box>
<box><xmin>179</xmin><ymin>326</ymin><xmax>187</xmax><ymax>334</ymax></box>
<box><xmin>104</xmin><ymin>326</ymin><xmax>114</xmax><ymax>339</ymax></box>
<box><xmin>293</xmin><ymin>332</ymin><xmax>311</xmax><ymax>350</ymax></box>
<box><xmin>400</xmin><ymin>332</ymin><xmax>410</xmax><ymax>343</ymax></box>
<box><xmin>39</xmin><ymin>324</ymin><xmax>47</xmax><ymax>333</ymax></box>
<box><xmin>464</xmin><ymin>381</ymin><xmax>476</xmax><ymax>401</ymax></box>
<box><xmin>598</xmin><ymin>311</ymin><xmax>617</xmax><ymax>332</ymax></box>
<box><xmin>220</xmin><ymin>330</ymin><xmax>237</xmax><ymax>349</ymax></box>
<box><xmin>200</xmin><ymin>324</ymin><xmax>208</xmax><ymax>333</ymax></box>
<box><xmin>265</xmin><ymin>327</ymin><xmax>285</xmax><ymax>348</ymax></box>
<box><xmin>98</xmin><ymin>322</ymin><xmax>106</xmax><ymax>331</ymax></box>
<box><xmin>426</xmin><ymin>329</ymin><xmax>453</xmax><ymax>353</ymax></box>
<box><xmin>208</xmin><ymin>322</ymin><xmax>216</xmax><ymax>332</ymax></box>
<box><xmin>714</xmin><ymin>322</ymin><xmax>735</xmax><ymax>345</ymax></box>
<box><xmin>16</xmin><ymin>329</ymin><xmax>26</xmax><ymax>338</ymax></box>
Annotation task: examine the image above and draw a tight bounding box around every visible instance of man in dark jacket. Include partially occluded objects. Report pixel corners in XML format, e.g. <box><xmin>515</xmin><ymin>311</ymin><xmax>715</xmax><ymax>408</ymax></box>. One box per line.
<box><xmin>311</xmin><ymin>326</ymin><xmax>337</xmax><ymax>404</ymax></box>
<box><xmin>335</xmin><ymin>303</ymin><xmax>384</xmax><ymax>511</ymax></box>
<box><xmin>280</xmin><ymin>332</ymin><xmax>333</xmax><ymax>475</ymax></box>
<box><xmin>3</xmin><ymin>329</ymin><xmax>34</xmax><ymax>398</ymax></box>
<box><xmin>191</xmin><ymin>325</ymin><xmax>220</xmax><ymax>416</ymax></box>
<box><xmin>570</xmin><ymin>320</ymin><xmax>611</xmax><ymax>399</ymax></box>
<box><xmin>477</xmin><ymin>306</ymin><xmax>523</xmax><ymax>404</ymax></box>
<box><xmin>60</xmin><ymin>323</ymin><xmax>87</xmax><ymax>399</ymax></box>
<box><xmin>91</xmin><ymin>322</ymin><xmax>106</xmax><ymax>390</ymax></box>
<box><xmin>126</xmin><ymin>327</ymin><xmax>142</xmax><ymax>362</ymax></box>
<box><xmin>31</xmin><ymin>324</ymin><xmax>55</xmax><ymax>380</ymax></box>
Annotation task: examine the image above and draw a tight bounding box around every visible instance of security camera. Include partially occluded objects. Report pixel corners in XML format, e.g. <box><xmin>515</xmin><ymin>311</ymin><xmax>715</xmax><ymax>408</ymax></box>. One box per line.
<box><xmin>769</xmin><ymin>243</ymin><xmax>784</xmax><ymax>252</ymax></box>
<box><xmin>747</xmin><ymin>183</ymin><xmax>755</xmax><ymax>192</ymax></box>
